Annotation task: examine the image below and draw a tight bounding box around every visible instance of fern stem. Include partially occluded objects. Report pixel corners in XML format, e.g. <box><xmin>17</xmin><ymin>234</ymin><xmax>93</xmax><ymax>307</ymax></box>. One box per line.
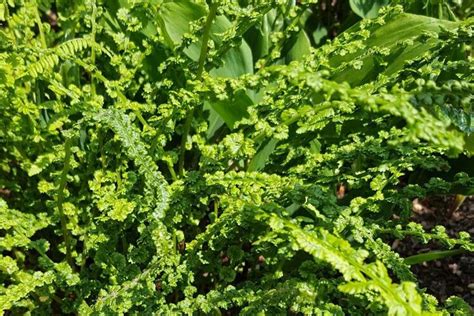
<box><xmin>80</xmin><ymin>235</ymin><xmax>88</xmax><ymax>273</ymax></box>
<box><xmin>90</xmin><ymin>1</ymin><xmax>97</xmax><ymax>96</ymax></box>
<box><xmin>166</xmin><ymin>159</ymin><xmax>178</xmax><ymax>181</ymax></box>
<box><xmin>30</xmin><ymin>242</ymin><xmax>55</xmax><ymax>266</ymax></box>
<box><xmin>98</xmin><ymin>129</ymin><xmax>106</xmax><ymax>169</ymax></box>
<box><xmin>57</xmin><ymin>138</ymin><xmax>74</xmax><ymax>269</ymax></box>
<box><xmin>196</xmin><ymin>4</ymin><xmax>218</xmax><ymax>76</ymax></box>
<box><xmin>213</xmin><ymin>198</ymin><xmax>219</xmax><ymax>222</ymax></box>
<box><xmin>33</xmin><ymin>1</ymin><xmax>47</xmax><ymax>49</ymax></box>
<box><xmin>178</xmin><ymin>2</ymin><xmax>218</xmax><ymax>177</ymax></box>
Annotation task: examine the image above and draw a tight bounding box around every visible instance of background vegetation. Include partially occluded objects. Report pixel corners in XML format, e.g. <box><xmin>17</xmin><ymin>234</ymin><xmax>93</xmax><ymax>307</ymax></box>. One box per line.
<box><xmin>0</xmin><ymin>0</ymin><xmax>473</xmax><ymax>314</ymax></box>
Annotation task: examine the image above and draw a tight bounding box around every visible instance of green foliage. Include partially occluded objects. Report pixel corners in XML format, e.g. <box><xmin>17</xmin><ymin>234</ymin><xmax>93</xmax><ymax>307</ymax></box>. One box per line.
<box><xmin>350</xmin><ymin>0</ymin><xmax>390</xmax><ymax>18</ymax></box>
<box><xmin>0</xmin><ymin>0</ymin><xmax>473</xmax><ymax>314</ymax></box>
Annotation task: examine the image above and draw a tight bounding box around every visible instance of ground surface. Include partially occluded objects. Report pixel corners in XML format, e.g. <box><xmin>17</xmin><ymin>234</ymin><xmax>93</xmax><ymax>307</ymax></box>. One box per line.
<box><xmin>393</xmin><ymin>196</ymin><xmax>474</xmax><ymax>307</ymax></box>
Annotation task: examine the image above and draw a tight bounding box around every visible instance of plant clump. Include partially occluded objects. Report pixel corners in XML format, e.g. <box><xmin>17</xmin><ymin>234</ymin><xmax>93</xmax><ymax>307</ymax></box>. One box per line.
<box><xmin>0</xmin><ymin>0</ymin><xmax>473</xmax><ymax>314</ymax></box>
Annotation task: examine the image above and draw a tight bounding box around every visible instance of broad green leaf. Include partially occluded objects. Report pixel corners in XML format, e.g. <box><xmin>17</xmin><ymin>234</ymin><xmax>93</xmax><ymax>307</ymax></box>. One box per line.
<box><xmin>287</xmin><ymin>30</ymin><xmax>312</xmax><ymax>62</ymax></box>
<box><xmin>209</xmin><ymin>15</ymin><xmax>254</xmax><ymax>77</ymax></box>
<box><xmin>312</xmin><ymin>25</ymin><xmax>328</xmax><ymax>45</ymax></box>
<box><xmin>205</xmin><ymin>102</ymin><xmax>225</xmax><ymax>139</ymax></box>
<box><xmin>248</xmin><ymin>138</ymin><xmax>278</xmax><ymax>172</ymax></box>
<box><xmin>205</xmin><ymin>90</ymin><xmax>253</xmax><ymax>139</ymax></box>
<box><xmin>159</xmin><ymin>0</ymin><xmax>205</xmax><ymax>51</ymax></box>
<box><xmin>159</xmin><ymin>0</ymin><xmax>254</xmax><ymax>135</ymax></box>
<box><xmin>246</xmin><ymin>9</ymin><xmax>277</xmax><ymax>61</ymax></box>
<box><xmin>159</xmin><ymin>0</ymin><xmax>253</xmax><ymax>77</ymax></box>
<box><xmin>0</xmin><ymin>4</ymin><xmax>5</xmax><ymax>21</ymax></box>
<box><xmin>330</xmin><ymin>13</ymin><xmax>459</xmax><ymax>85</ymax></box>
<box><xmin>349</xmin><ymin>0</ymin><xmax>389</xmax><ymax>19</ymax></box>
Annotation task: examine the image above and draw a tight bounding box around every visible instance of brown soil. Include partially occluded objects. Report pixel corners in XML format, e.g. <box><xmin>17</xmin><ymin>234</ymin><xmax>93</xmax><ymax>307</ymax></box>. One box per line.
<box><xmin>393</xmin><ymin>196</ymin><xmax>474</xmax><ymax>307</ymax></box>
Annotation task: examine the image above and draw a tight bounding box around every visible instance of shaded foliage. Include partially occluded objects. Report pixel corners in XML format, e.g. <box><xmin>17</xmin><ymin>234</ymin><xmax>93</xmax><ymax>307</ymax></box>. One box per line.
<box><xmin>0</xmin><ymin>0</ymin><xmax>473</xmax><ymax>314</ymax></box>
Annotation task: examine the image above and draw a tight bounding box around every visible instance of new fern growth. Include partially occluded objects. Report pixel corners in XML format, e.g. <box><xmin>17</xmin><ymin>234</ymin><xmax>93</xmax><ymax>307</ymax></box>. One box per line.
<box><xmin>0</xmin><ymin>0</ymin><xmax>473</xmax><ymax>315</ymax></box>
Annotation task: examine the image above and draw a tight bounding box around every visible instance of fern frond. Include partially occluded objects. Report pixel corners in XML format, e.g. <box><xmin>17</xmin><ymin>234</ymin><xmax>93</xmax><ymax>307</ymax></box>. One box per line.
<box><xmin>93</xmin><ymin>108</ymin><xmax>169</xmax><ymax>218</ymax></box>
<box><xmin>266</xmin><ymin>214</ymin><xmax>433</xmax><ymax>315</ymax></box>
<box><xmin>28</xmin><ymin>38</ymin><xmax>92</xmax><ymax>78</ymax></box>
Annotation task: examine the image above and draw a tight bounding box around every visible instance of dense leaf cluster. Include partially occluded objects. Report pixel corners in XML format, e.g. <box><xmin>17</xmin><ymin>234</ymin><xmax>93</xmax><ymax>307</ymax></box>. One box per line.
<box><xmin>0</xmin><ymin>0</ymin><xmax>473</xmax><ymax>314</ymax></box>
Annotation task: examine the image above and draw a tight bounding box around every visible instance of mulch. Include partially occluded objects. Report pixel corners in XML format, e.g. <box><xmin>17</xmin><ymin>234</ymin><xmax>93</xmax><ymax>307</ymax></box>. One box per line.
<box><xmin>392</xmin><ymin>195</ymin><xmax>474</xmax><ymax>307</ymax></box>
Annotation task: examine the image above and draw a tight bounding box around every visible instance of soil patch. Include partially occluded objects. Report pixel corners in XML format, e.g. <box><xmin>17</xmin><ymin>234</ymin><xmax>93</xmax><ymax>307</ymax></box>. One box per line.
<box><xmin>393</xmin><ymin>196</ymin><xmax>474</xmax><ymax>307</ymax></box>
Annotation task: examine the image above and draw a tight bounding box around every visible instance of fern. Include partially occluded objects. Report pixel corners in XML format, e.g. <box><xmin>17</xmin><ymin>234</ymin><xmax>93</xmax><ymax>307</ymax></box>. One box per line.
<box><xmin>265</xmin><ymin>214</ymin><xmax>429</xmax><ymax>315</ymax></box>
<box><xmin>93</xmin><ymin>108</ymin><xmax>169</xmax><ymax>218</ymax></box>
<box><xmin>28</xmin><ymin>38</ymin><xmax>92</xmax><ymax>78</ymax></box>
<box><xmin>0</xmin><ymin>1</ymin><xmax>472</xmax><ymax>314</ymax></box>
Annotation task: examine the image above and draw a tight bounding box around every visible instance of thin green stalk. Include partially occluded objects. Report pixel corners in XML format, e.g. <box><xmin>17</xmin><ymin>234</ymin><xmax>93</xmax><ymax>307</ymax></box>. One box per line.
<box><xmin>196</xmin><ymin>5</ymin><xmax>218</xmax><ymax>77</ymax></box>
<box><xmin>57</xmin><ymin>138</ymin><xmax>74</xmax><ymax>269</ymax></box>
<box><xmin>166</xmin><ymin>160</ymin><xmax>178</xmax><ymax>181</ymax></box>
<box><xmin>178</xmin><ymin>113</ymin><xmax>194</xmax><ymax>177</ymax></box>
<box><xmin>178</xmin><ymin>2</ymin><xmax>218</xmax><ymax>177</ymax></box>
<box><xmin>445</xmin><ymin>3</ymin><xmax>458</xmax><ymax>21</ymax></box>
<box><xmin>80</xmin><ymin>235</ymin><xmax>88</xmax><ymax>273</ymax></box>
<box><xmin>33</xmin><ymin>0</ymin><xmax>47</xmax><ymax>49</ymax></box>
<box><xmin>90</xmin><ymin>2</ymin><xmax>97</xmax><ymax>96</ymax></box>
<box><xmin>404</xmin><ymin>248</ymin><xmax>466</xmax><ymax>266</ymax></box>
<box><xmin>32</xmin><ymin>1</ymin><xmax>46</xmax><ymax>116</ymax></box>
<box><xmin>116</xmin><ymin>170</ymin><xmax>122</xmax><ymax>191</ymax></box>
<box><xmin>30</xmin><ymin>241</ymin><xmax>55</xmax><ymax>266</ymax></box>
<box><xmin>98</xmin><ymin>129</ymin><xmax>106</xmax><ymax>169</ymax></box>
<box><xmin>213</xmin><ymin>198</ymin><xmax>219</xmax><ymax>222</ymax></box>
